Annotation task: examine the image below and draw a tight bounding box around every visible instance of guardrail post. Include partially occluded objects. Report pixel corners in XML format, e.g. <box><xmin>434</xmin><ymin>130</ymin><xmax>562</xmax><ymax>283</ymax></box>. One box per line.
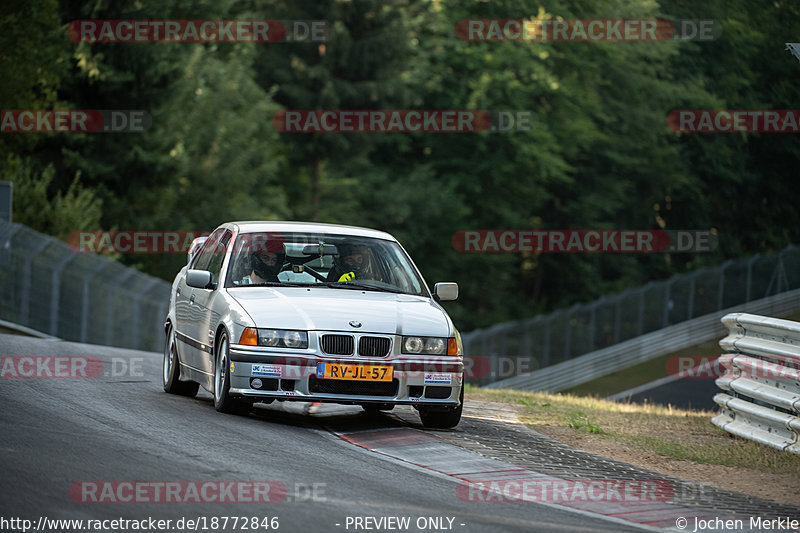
<box><xmin>80</xmin><ymin>260</ymin><xmax>110</xmax><ymax>343</ymax></box>
<box><xmin>0</xmin><ymin>222</ymin><xmax>21</xmax><ymax>267</ymax></box>
<box><xmin>564</xmin><ymin>308</ymin><xmax>573</xmax><ymax>360</ymax></box>
<box><xmin>637</xmin><ymin>286</ymin><xmax>646</xmax><ymax>336</ymax></box>
<box><xmin>717</xmin><ymin>260</ymin><xmax>732</xmax><ymax>310</ymax></box>
<box><xmin>0</xmin><ymin>224</ymin><xmax>22</xmax><ymax>323</ymax></box>
<box><xmin>106</xmin><ymin>270</ymin><xmax>136</xmax><ymax>347</ymax></box>
<box><xmin>145</xmin><ymin>282</ymin><xmax>170</xmax><ymax>352</ymax></box>
<box><xmin>745</xmin><ymin>254</ymin><xmax>760</xmax><ymax>302</ymax></box>
<box><xmin>497</xmin><ymin>325</ymin><xmax>507</xmax><ymax>360</ymax></box>
<box><xmin>542</xmin><ymin>316</ymin><xmax>551</xmax><ymax>367</ymax></box>
<box><xmin>131</xmin><ymin>278</ymin><xmax>160</xmax><ymax>350</ymax></box>
<box><xmin>49</xmin><ymin>253</ymin><xmax>77</xmax><ymax>336</ymax></box>
<box><xmin>521</xmin><ymin>320</ymin><xmax>532</xmax><ymax>364</ymax></box>
<box><xmin>772</xmin><ymin>250</ymin><xmax>790</xmax><ymax>295</ymax></box>
<box><xmin>489</xmin><ymin>334</ymin><xmax>499</xmax><ymax>381</ymax></box>
<box><xmin>20</xmin><ymin>237</ymin><xmax>54</xmax><ymax>325</ymax></box>
<box><xmin>479</xmin><ymin>329</ymin><xmax>488</xmax><ymax>362</ymax></box>
<box><xmin>663</xmin><ymin>276</ymin><xmax>676</xmax><ymax>328</ymax></box>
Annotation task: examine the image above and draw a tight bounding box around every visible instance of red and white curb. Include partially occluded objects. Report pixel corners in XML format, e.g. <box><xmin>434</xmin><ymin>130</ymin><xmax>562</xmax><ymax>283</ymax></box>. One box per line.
<box><xmin>327</xmin><ymin>425</ymin><xmax>731</xmax><ymax>531</ymax></box>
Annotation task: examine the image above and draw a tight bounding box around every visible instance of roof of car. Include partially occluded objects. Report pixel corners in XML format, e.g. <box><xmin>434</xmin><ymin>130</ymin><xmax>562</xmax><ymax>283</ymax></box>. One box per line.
<box><xmin>225</xmin><ymin>221</ymin><xmax>396</xmax><ymax>241</ymax></box>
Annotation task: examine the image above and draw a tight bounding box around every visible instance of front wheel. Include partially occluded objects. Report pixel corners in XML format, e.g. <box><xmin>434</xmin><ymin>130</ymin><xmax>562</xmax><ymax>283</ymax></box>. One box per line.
<box><xmin>419</xmin><ymin>385</ymin><xmax>463</xmax><ymax>429</ymax></box>
<box><xmin>213</xmin><ymin>331</ymin><xmax>251</xmax><ymax>415</ymax></box>
<box><xmin>163</xmin><ymin>324</ymin><xmax>199</xmax><ymax>397</ymax></box>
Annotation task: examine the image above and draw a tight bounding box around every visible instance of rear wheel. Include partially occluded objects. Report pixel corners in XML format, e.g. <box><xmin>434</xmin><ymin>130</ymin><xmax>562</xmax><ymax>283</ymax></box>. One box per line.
<box><xmin>213</xmin><ymin>331</ymin><xmax>251</xmax><ymax>415</ymax></box>
<box><xmin>163</xmin><ymin>324</ymin><xmax>199</xmax><ymax>397</ymax></box>
<box><xmin>419</xmin><ymin>385</ymin><xmax>463</xmax><ymax>429</ymax></box>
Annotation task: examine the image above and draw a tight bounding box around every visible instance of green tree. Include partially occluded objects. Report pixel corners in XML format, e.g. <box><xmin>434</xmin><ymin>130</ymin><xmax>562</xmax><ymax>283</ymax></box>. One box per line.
<box><xmin>250</xmin><ymin>0</ymin><xmax>424</xmax><ymax>220</ymax></box>
<box><xmin>6</xmin><ymin>155</ymin><xmax>102</xmax><ymax>239</ymax></box>
<box><xmin>659</xmin><ymin>0</ymin><xmax>800</xmax><ymax>257</ymax></box>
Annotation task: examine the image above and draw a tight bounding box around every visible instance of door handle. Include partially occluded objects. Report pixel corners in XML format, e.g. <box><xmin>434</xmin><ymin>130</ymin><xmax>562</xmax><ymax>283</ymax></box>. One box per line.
<box><xmin>190</xmin><ymin>295</ymin><xmax>195</xmax><ymax>304</ymax></box>
<box><xmin>176</xmin><ymin>287</ymin><xmax>181</xmax><ymax>295</ymax></box>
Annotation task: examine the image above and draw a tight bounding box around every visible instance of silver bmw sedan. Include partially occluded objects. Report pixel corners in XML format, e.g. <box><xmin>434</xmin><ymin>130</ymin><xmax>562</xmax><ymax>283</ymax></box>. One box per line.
<box><xmin>163</xmin><ymin>221</ymin><xmax>463</xmax><ymax>428</ymax></box>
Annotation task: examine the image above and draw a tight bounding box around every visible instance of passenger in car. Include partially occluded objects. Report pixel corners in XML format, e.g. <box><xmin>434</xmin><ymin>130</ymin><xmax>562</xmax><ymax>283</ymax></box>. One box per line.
<box><xmin>249</xmin><ymin>237</ymin><xmax>286</xmax><ymax>284</ymax></box>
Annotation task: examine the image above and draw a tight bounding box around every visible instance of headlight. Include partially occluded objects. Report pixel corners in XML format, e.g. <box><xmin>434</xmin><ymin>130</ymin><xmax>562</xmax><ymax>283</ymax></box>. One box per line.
<box><xmin>403</xmin><ymin>336</ymin><xmax>424</xmax><ymax>354</ymax></box>
<box><xmin>282</xmin><ymin>330</ymin><xmax>306</xmax><ymax>348</ymax></box>
<box><xmin>402</xmin><ymin>336</ymin><xmax>448</xmax><ymax>355</ymax></box>
<box><xmin>425</xmin><ymin>338</ymin><xmax>446</xmax><ymax>354</ymax></box>
<box><xmin>240</xmin><ymin>328</ymin><xmax>308</xmax><ymax>349</ymax></box>
<box><xmin>259</xmin><ymin>329</ymin><xmax>281</xmax><ymax>347</ymax></box>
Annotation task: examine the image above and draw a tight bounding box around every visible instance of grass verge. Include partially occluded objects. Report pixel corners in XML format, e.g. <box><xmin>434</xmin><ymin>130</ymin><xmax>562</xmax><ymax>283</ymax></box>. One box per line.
<box><xmin>465</xmin><ymin>384</ymin><xmax>800</xmax><ymax>475</ymax></box>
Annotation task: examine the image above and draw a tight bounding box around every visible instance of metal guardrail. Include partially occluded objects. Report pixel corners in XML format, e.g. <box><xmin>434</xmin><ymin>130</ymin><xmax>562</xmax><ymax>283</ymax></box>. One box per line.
<box><xmin>485</xmin><ymin>288</ymin><xmax>800</xmax><ymax>392</ymax></box>
<box><xmin>0</xmin><ymin>220</ymin><xmax>170</xmax><ymax>352</ymax></box>
<box><xmin>712</xmin><ymin>313</ymin><xmax>800</xmax><ymax>455</ymax></box>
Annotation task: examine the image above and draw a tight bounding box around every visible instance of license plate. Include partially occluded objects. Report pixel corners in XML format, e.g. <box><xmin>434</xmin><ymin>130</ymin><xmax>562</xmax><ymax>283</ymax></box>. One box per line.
<box><xmin>316</xmin><ymin>363</ymin><xmax>393</xmax><ymax>381</ymax></box>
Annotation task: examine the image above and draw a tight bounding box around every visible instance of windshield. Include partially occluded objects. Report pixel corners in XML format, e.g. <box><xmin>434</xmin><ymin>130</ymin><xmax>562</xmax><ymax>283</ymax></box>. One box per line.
<box><xmin>224</xmin><ymin>231</ymin><xmax>427</xmax><ymax>296</ymax></box>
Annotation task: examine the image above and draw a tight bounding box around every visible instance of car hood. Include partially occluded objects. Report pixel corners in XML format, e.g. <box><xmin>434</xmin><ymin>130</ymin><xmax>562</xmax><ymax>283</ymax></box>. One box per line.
<box><xmin>228</xmin><ymin>287</ymin><xmax>452</xmax><ymax>336</ymax></box>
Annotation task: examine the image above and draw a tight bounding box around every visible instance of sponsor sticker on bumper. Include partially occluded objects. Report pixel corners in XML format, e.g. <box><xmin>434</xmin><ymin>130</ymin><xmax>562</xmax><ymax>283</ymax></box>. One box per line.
<box><xmin>424</xmin><ymin>373</ymin><xmax>452</xmax><ymax>385</ymax></box>
<box><xmin>252</xmin><ymin>364</ymin><xmax>281</xmax><ymax>377</ymax></box>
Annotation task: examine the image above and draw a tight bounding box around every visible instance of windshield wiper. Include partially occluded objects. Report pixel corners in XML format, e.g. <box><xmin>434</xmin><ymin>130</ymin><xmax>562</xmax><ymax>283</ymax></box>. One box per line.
<box><xmin>325</xmin><ymin>282</ymin><xmax>405</xmax><ymax>294</ymax></box>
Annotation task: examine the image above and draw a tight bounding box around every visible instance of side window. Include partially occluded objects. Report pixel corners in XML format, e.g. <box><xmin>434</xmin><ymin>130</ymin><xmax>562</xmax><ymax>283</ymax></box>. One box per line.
<box><xmin>189</xmin><ymin>231</ymin><xmax>222</xmax><ymax>270</ymax></box>
<box><xmin>190</xmin><ymin>229</ymin><xmax>222</xmax><ymax>271</ymax></box>
<box><xmin>206</xmin><ymin>231</ymin><xmax>232</xmax><ymax>285</ymax></box>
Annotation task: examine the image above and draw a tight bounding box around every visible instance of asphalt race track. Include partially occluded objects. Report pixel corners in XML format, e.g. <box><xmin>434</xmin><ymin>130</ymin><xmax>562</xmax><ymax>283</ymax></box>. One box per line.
<box><xmin>0</xmin><ymin>333</ymin><xmax>653</xmax><ymax>533</ymax></box>
<box><xmin>626</xmin><ymin>377</ymin><xmax>718</xmax><ymax>411</ymax></box>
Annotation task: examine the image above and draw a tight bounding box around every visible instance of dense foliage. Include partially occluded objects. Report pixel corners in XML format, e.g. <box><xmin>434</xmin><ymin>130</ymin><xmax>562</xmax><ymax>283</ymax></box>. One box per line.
<box><xmin>3</xmin><ymin>0</ymin><xmax>799</xmax><ymax>331</ymax></box>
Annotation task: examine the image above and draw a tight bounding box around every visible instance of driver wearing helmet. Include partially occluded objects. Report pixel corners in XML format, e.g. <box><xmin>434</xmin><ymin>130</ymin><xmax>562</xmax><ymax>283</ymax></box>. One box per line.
<box><xmin>249</xmin><ymin>234</ymin><xmax>285</xmax><ymax>284</ymax></box>
<box><xmin>327</xmin><ymin>240</ymin><xmax>376</xmax><ymax>282</ymax></box>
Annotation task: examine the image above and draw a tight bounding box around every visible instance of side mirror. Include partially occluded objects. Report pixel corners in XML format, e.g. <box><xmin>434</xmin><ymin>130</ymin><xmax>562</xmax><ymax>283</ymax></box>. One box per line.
<box><xmin>186</xmin><ymin>269</ymin><xmax>214</xmax><ymax>289</ymax></box>
<box><xmin>433</xmin><ymin>282</ymin><xmax>458</xmax><ymax>301</ymax></box>
<box><xmin>187</xmin><ymin>236</ymin><xmax>209</xmax><ymax>265</ymax></box>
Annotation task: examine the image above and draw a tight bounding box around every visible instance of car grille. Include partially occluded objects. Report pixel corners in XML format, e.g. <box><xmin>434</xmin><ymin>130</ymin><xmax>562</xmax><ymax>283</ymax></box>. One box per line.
<box><xmin>309</xmin><ymin>376</ymin><xmax>398</xmax><ymax>397</ymax></box>
<box><xmin>321</xmin><ymin>334</ymin><xmax>354</xmax><ymax>355</ymax></box>
<box><xmin>358</xmin><ymin>336</ymin><xmax>391</xmax><ymax>357</ymax></box>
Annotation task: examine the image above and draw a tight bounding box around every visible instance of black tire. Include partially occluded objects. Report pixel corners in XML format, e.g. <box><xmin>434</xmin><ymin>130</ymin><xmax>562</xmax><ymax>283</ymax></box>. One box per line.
<box><xmin>419</xmin><ymin>385</ymin><xmax>463</xmax><ymax>429</ymax></box>
<box><xmin>163</xmin><ymin>323</ymin><xmax>199</xmax><ymax>397</ymax></box>
<box><xmin>213</xmin><ymin>331</ymin><xmax>251</xmax><ymax>415</ymax></box>
<box><xmin>361</xmin><ymin>403</ymin><xmax>394</xmax><ymax>413</ymax></box>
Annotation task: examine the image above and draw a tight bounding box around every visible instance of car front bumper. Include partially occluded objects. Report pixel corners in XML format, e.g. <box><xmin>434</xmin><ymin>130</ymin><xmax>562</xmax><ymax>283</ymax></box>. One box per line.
<box><xmin>228</xmin><ymin>345</ymin><xmax>463</xmax><ymax>406</ymax></box>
